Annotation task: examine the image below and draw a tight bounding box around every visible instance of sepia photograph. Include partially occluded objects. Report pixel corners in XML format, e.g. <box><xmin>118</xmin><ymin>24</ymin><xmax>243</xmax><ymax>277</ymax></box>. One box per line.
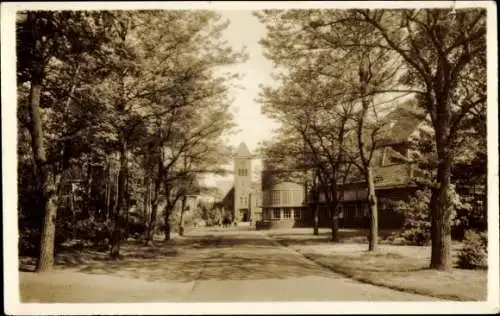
<box><xmin>2</xmin><ymin>1</ymin><xmax>498</xmax><ymax>314</ymax></box>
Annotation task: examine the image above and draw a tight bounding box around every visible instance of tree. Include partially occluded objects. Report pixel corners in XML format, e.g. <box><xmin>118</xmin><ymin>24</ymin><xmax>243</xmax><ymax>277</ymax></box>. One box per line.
<box><xmin>256</xmin><ymin>8</ymin><xmax>486</xmax><ymax>269</ymax></box>
<box><xmin>258</xmin><ymin>65</ymin><xmax>356</xmax><ymax>241</ymax></box>
<box><xmin>256</xmin><ymin>11</ymin><xmax>395</xmax><ymax>245</ymax></box>
<box><xmin>351</xmin><ymin>8</ymin><xmax>486</xmax><ymax>269</ymax></box>
<box><xmin>17</xmin><ymin>10</ymin><xmax>246</xmax><ymax>264</ymax></box>
<box><xmin>92</xmin><ymin>10</ymin><xmax>244</xmax><ymax>254</ymax></box>
<box><xmin>17</xmin><ymin>11</ymin><xmax>112</xmax><ymax>271</ymax></box>
<box><xmin>395</xmin><ymin>97</ymin><xmax>487</xmax><ymax>243</ymax></box>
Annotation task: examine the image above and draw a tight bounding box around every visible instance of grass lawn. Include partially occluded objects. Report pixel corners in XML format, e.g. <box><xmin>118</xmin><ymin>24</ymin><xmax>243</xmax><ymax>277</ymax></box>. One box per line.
<box><xmin>267</xmin><ymin>228</ymin><xmax>487</xmax><ymax>301</ymax></box>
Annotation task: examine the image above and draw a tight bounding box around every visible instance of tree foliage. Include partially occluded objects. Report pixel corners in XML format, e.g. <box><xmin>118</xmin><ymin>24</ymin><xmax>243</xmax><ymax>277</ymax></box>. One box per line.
<box><xmin>17</xmin><ymin>10</ymin><xmax>246</xmax><ymax>268</ymax></box>
<box><xmin>256</xmin><ymin>8</ymin><xmax>486</xmax><ymax>268</ymax></box>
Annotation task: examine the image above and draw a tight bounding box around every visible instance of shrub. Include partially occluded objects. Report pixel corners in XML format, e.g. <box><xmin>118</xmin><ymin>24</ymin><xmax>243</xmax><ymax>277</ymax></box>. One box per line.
<box><xmin>394</xmin><ymin>189</ymin><xmax>432</xmax><ymax>246</ymax></box>
<box><xmin>400</xmin><ymin>226</ymin><xmax>431</xmax><ymax>246</ymax></box>
<box><xmin>457</xmin><ymin>230</ymin><xmax>488</xmax><ymax>269</ymax></box>
<box><xmin>395</xmin><ymin>185</ymin><xmax>473</xmax><ymax>246</ymax></box>
<box><xmin>18</xmin><ymin>227</ymin><xmax>41</xmax><ymax>257</ymax></box>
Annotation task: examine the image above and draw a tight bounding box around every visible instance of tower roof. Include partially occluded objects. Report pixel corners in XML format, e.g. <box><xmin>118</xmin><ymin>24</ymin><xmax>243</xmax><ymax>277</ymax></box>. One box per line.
<box><xmin>235</xmin><ymin>142</ymin><xmax>251</xmax><ymax>158</ymax></box>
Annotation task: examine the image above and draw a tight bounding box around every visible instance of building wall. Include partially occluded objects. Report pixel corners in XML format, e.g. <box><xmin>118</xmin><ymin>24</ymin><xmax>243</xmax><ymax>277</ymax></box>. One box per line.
<box><xmin>184</xmin><ymin>195</ymin><xmax>199</xmax><ymax>213</ymax></box>
<box><xmin>304</xmin><ymin>186</ymin><xmax>415</xmax><ymax>229</ymax></box>
<box><xmin>249</xmin><ymin>190</ymin><xmax>262</xmax><ymax>222</ymax></box>
<box><xmin>234</xmin><ymin>156</ymin><xmax>252</xmax><ymax>221</ymax></box>
<box><xmin>258</xmin><ymin>182</ymin><xmax>308</xmax><ymax>228</ymax></box>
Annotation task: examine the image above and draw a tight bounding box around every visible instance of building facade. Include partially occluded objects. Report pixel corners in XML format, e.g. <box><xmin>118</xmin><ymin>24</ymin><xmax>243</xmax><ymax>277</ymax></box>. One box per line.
<box><xmin>216</xmin><ymin>142</ymin><xmax>262</xmax><ymax>224</ymax></box>
<box><xmin>234</xmin><ymin>142</ymin><xmax>253</xmax><ymax>222</ymax></box>
<box><xmin>257</xmin><ymin>99</ymin><xmax>427</xmax><ymax>230</ymax></box>
<box><xmin>257</xmin><ymin>182</ymin><xmax>309</xmax><ymax>229</ymax></box>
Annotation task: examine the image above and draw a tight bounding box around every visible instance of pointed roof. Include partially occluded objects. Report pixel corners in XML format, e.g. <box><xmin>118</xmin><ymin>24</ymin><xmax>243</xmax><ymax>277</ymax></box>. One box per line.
<box><xmin>215</xmin><ymin>180</ymin><xmax>234</xmax><ymax>197</ymax></box>
<box><xmin>235</xmin><ymin>142</ymin><xmax>251</xmax><ymax>158</ymax></box>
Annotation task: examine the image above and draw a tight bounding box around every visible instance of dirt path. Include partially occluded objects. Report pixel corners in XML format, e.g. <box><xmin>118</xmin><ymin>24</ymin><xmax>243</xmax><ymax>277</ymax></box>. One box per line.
<box><xmin>19</xmin><ymin>229</ymin><xmax>440</xmax><ymax>302</ymax></box>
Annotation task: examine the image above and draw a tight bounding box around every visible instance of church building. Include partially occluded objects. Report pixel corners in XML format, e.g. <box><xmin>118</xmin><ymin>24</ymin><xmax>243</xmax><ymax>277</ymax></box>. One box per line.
<box><xmin>216</xmin><ymin>142</ymin><xmax>262</xmax><ymax>224</ymax></box>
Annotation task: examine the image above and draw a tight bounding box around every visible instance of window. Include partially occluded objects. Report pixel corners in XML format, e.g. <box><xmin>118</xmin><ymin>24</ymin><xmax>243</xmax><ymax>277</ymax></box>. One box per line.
<box><xmin>283</xmin><ymin>191</ymin><xmax>291</xmax><ymax>205</ymax></box>
<box><xmin>345</xmin><ymin>204</ymin><xmax>356</xmax><ymax>218</ymax></box>
<box><xmin>283</xmin><ymin>209</ymin><xmax>291</xmax><ymax>219</ymax></box>
<box><xmin>272</xmin><ymin>191</ymin><xmax>280</xmax><ymax>205</ymax></box>
<box><xmin>240</xmin><ymin>196</ymin><xmax>243</xmax><ymax>206</ymax></box>
<box><xmin>244</xmin><ymin>196</ymin><xmax>248</xmax><ymax>206</ymax></box>
<box><xmin>273</xmin><ymin>208</ymin><xmax>281</xmax><ymax>219</ymax></box>
<box><xmin>294</xmin><ymin>209</ymin><xmax>301</xmax><ymax>219</ymax></box>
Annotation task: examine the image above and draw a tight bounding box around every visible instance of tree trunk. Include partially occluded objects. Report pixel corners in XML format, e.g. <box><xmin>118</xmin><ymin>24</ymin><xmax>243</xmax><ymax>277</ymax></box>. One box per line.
<box><xmin>329</xmin><ymin>181</ymin><xmax>340</xmax><ymax>242</ymax></box>
<box><xmin>144</xmin><ymin>182</ymin><xmax>160</xmax><ymax>246</ymax></box>
<box><xmin>179</xmin><ymin>196</ymin><xmax>187</xmax><ymax>237</ymax></box>
<box><xmin>26</xmin><ymin>59</ymin><xmax>58</xmax><ymax>272</ymax></box>
<box><xmin>331</xmin><ymin>210</ymin><xmax>340</xmax><ymax>242</ymax></box>
<box><xmin>145</xmin><ymin>155</ymin><xmax>163</xmax><ymax>245</ymax></box>
<box><xmin>164</xmin><ymin>206</ymin><xmax>172</xmax><ymax>241</ymax></box>
<box><xmin>71</xmin><ymin>184</ymin><xmax>76</xmax><ymax>239</ymax></box>
<box><xmin>111</xmin><ymin>170</ymin><xmax>119</xmax><ymax>219</ymax></box>
<box><xmin>313</xmin><ymin>200</ymin><xmax>319</xmax><ymax>236</ymax></box>
<box><xmin>312</xmin><ymin>173</ymin><xmax>320</xmax><ymax>235</ymax></box>
<box><xmin>104</xmin><ymin>161</ymin><xmax>111</xmax><ymax>221</ymax></box>
<box><xmin>37</xmin><ymin>192</ymin><xmax>59</xmax><ymax>272</ymax></box>
<box><xmin>142</xmin><ymin>176</ymin><xmax>150</xmax><ymax>225</ymax></box>
<box><xmin>110</xmin><ymin>140</ymin><xmax>127</xmax><ymax>260</ymax></box>
<box><xmin>367</xmin><ymin>167</ymin><xmax>378</xmax><ymax>252</ymax></box>
<box><xmin>124</xmin><ymin>172</ymin><xmax>130</xmax><ymax>237</ymax></box>
<box><xmin>85</xmin><ymin>155</ymin><xmax>93</xmax><ymax>219</ymax></box>
<box><xmin>429</xmin><ymin>155</ymin><xmax>453</xmax><ymax>270</ymax></box>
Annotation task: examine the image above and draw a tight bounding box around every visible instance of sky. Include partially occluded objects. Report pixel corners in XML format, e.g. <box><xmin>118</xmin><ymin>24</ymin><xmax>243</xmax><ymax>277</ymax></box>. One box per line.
<box><xmin>203</xmin><ymin>11</ymin><xmax>280</xmax><ymax>187</ymax></box>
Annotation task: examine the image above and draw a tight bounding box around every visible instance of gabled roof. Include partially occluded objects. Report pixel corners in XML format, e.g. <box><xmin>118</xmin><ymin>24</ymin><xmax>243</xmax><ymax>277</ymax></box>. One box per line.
<box><xmin>377</xmin><ymin>98</ymin><xmax>427</xmax><ymax>145</ymax></box>
<box><xmin>215</xmin><ymin>179</ymin><xmax>234</xmax><ymax>197</ymax></box>
<box><xmin>369</xmin><ymin>146</ymin><xmax>411</xmax><ymax>167</ymax></box>
<box><xmin>372</xmin><ymin>163</ymin><xmax>414</xmax><ymax>189</ymax></box>
<box><xmin>341</xmin><ymin>98</ymin><xmax>425</xmax><ymax>155</ymax></box>
<box><xmin>235</xmin><ymin>142</ymin><xmax>251</xmax><ymax>158</ymax></box>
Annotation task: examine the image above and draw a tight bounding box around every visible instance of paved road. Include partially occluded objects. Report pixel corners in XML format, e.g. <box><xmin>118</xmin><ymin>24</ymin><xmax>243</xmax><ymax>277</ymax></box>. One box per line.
<box><xmin>20</xmin><ymin>229</ymin><xmax>439</xmax><ymax>302</ymax></box>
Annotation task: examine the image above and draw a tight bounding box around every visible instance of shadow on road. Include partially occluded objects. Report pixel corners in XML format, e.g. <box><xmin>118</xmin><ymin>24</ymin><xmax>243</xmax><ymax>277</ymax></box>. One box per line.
<box><xmin>76</xmin><ymin>248</ymin><xmax>333</xmax><ymax>282</ymax></box>
<box><xmin>23</xmin><ymin>233</ymin><xmax>336</xmax><ymax>282</ymax></box>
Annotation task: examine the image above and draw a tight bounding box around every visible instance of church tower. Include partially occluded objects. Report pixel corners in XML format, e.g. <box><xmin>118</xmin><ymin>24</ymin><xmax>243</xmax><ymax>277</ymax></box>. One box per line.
<box><xmin>234</xmin><ymin>142</ymin><xmax>252</xmax><ymax>222</ymax></box>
